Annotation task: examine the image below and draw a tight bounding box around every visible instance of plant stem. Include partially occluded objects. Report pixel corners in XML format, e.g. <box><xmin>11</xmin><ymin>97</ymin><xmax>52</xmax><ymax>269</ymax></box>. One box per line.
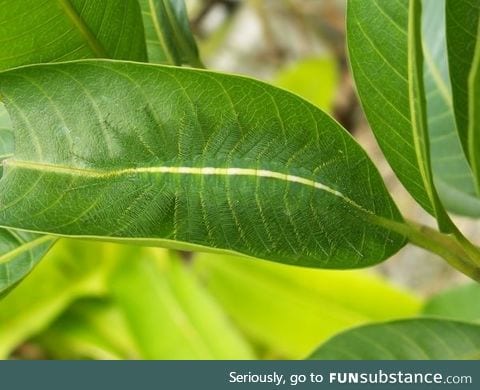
<box><xmin>378</xmin><ymin>217</ymin><xmax>480</xmax><ymax>281</ymax></box>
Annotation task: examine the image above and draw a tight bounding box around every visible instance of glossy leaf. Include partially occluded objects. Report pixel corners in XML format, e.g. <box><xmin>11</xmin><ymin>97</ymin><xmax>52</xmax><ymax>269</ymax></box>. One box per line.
<box><xmin>0</xmin><ymin>60</ymin><xmax>406</xmax><ymax>268</ymax></box>
<box><xmin>110</xmin><ymin>248</ymin><xmax>254</xmax><ymax>359</ymax></box>
<box><xmin>423</xmin><ymin>0</ymin><xmax>480</xmax><ymax>216</ymax></box>
<box><xmin>139</xmin><ymin>0</ymin><xmax>202</xmax><ymax>66</ymax></box>
<box><xmin>0</xmin><ymin>0</ymin><xmax>147</xmax><ymax>71</ymax></box>
<box><xmin>309</xmin><ymin>318</ymin><xmax>480</xmax><ymax>359</ymax></box>
<box><xmin>0</xmin><ymin>239</ymin><xmax>118</xmax><ymax>358</ymax></box>
<box><xmin>194</xmin><ymin>252</ymin><xmax>421</xmax><ymax>358</ymax></box>
<box><xmin>446</xmin><ymin>0</ymin><xmax>480</xmax><ymax>156</ymax></box>
<box><xmin>347</xmin><ymin>0</ymin><xmax>451</xmax><ymax>230</ymax></box>
<box><xmin>423</xmin><ymin>283</ymin><xmax>480</xmax><ymax>321</ymax></box>
<box><xmin>274</xmin><ymin>57</ymin><xmax>339</xmax><ymax>112</ymax></box>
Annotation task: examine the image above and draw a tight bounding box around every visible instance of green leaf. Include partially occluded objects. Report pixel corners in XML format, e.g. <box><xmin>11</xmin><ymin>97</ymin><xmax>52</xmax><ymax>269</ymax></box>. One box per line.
<box><xmin>139</xmin><ymin>0</ymin><xmax>202</xmax><ymax>66</ymax></box>
<box><xmin>446</xmin><ymin>0</ymin><xmax>480</xmax><ymax>157</ymax></box>
<box><xmin>309</xmin><ymin>318</ymin><xmax>480</xmax><ymax>359</ymax></box>
<box><xmin>0</xmin><ymin>231</ymin><xmax>55</xmax><ymax>297</ymax></box>
<box><xmin>468</xmin><ymin>20</ymin><xmax>480</xmax><ymax>193</ymax></box>
<box><xmin>0</xmin><ymin>60</ymin><xmax>406</xmax><ymax>268</ymax></box>
<box><xmin>36</xmin><ymin>298</ymin><xmax>142</xmax><ymax>359</ymax></box>
<box><xmin>0</xmin><ymin>0</ymin><xmax>149</xmax><ymax>294</ymax></box>
<box><xmin>110</xmin><ymin>248</ymin><xmax>254</xmax><ymax>359</ymax></box>
<box><xmin>423</xmin><ymin>0</ymin><xmax>480</xmax><ymax>216</ymax></box>
<box><xmin>347</xmin><ymin>0</ymin><xmax>451</xmax><ymax>230</ymax></box>
<box><xmin>194</xmin><ymin>252</ymin><xmax>421</xmax><ymax>358</ymax></box>
<box><xmin>0</xmin><ymin>0</ymin><xmax>147</xmax><ymax>71</ymax></box>
<box><xmin>423</xmin><ymin>283</ymin><xmax>480</xmax><ymax>321</ymax></box>
<box><xmin>0</xmin><ymin>239</ymin><xmax>118</xmax><ymax>358</ymax></box>
<box><xmin>273</xmin><ymin>57</ymin><xmax>339</xmax><ymax>112</ymax></box>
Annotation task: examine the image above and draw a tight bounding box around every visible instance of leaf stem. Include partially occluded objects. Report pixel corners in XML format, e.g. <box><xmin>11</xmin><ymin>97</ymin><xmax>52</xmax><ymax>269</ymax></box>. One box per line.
<box><xmin>379</xmin><ymin>217</ymin><xmax>480</xmax><ymax>281</ymax></box>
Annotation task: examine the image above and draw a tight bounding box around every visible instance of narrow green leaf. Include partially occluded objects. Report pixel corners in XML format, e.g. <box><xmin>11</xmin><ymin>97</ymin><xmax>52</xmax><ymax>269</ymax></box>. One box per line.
<box><xmin>423</xmin><ymin>283</ymin><xmax>480</xmax><ymax>321</ymax></box>
<box><xmin>309</xmin><ymin>318</ymin><xmax>480</xmax><ymax>359</ymax></box>
<box><xmin>347</xmin><ymin>0</ymin><xmax>451</xmax><ymax>230</ymax></box>
<box><xmin>139</xmin><ymin>0</ymin><xmax>202</xmax><ymax>66</ymax></box>
<box><xmin>0</xmin><ymin>60</ymin><xmax>406</xmax><ymax>268</ymax></box>
<box><xmin>0</xmin><ymin>239</ymin><xmax>118</xmax><ymax>358</ymax></box>
<box><xmin>468</xmin><ymin>21</ymin><xmax>480</xmax><ymax>193</ymax></box>
<box><xmin>423</xmin><ymin>0</ymin><xmax>480</xmax><ymax>216</ymax></box>
<box><xmin>110</xmin><ymin>248</ymin><xmax>254</xmax><ymax>359</ymax></box>
<box><xmin>0</xmin><ymin>0</ymin><xmax>147</xmax><ymax>71</ymax></box>
<box><xmin>36</xmin><ymin>298</ymin><xmax>142</xmax><ymax>360</ymax></box>
<box><xmin>446</xmin><ymin>0</ymin><xmax>480</xmax><ymax>157</ymax></box>
<box><xmin>194</xmin><ymin>252</ymin><xmax>421</xmax><ymax>358</ymax></box>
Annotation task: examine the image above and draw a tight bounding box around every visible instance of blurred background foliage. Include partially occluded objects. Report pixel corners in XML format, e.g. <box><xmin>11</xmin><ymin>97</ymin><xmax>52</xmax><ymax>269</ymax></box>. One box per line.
<box><xmin>2</xmin><ymin>0</ymin><xmax>480</xmax><ymax>360</ymax></box>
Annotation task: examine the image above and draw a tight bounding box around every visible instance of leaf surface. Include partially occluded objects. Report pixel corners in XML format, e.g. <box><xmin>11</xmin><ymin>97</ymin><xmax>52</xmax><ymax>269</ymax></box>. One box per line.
<box><xmin>0</xmin><ymin>60</ymin><xmax>406</xmax><ymax>268</ymax></box>
<box><xmin>423</xmin><ymin>283</ymin><xmax>480</xmax><ymax>321</ymax></box>
<box><xmin>309</xmin><ymin>318</ymin><xmax>480</xmax><ymax>359</ymax></box>
<box><xmin>347</xmin><ymin>0</ymin><xmax>451</xmax><ymax>228</ymax></box>
<box><xmin>139</xmin><ymin>0</ymin><xmax>202</xmax><ymax>66</ymax></box>
<box><xmin>110</xmin><ymin>248</ymin><xmax>254</xmax><ymax>359</ymax></box>
<box><xmin>0</xmin><ymin>0</ymin><xmax>147</xmax><ymax>71</ymax></box>
<box><xmin>446</xmin><ymin>0</ymin><xmax>480</xmax><ymax>156</ymax></box>
<box><xmin>0</xmin><ymin>0</ymin><xmax>148</xmax><ymax>294</ymax></box>
<box><xmin>0</xmin><ymin>239</ymin><xmax>117</xmax><ymax>358</ymax></box>
<box><xmin>423</xmin><ymin>0</ymin><xmax>480</xmax><ymax>216</ymax></box>
<box><xmin>195</xmin><ymin>252</ymin><xmax>421</xmax><ymax>358</ymax></box>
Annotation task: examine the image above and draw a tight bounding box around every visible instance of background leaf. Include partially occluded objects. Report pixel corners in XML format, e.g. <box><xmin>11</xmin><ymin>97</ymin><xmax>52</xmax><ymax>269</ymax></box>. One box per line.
<box><xmin>446</xmin><ymin>0</ymin><xmax>480</xmax><ymax>156</ymax></box>
<box><xmin>139</xmin><ymin>0</ymin><xmax>202</xmax><ymax>66</ymax></box>
<box><xmin>309</xmin><ymin>318</ymin><xmax>480</xmax><ymax>359</ymax></box>
<box><xmin>194</xmin><ymin>252</ymin><xmax>421</xmax><ymax>358</ymax></box>
<box><xmin>422</xmin><ymin>0</ymin><xmax>480</xmax><ymax>216</ymax></box>
<box><xmin>273</xmin><ymin>57</ymin><xmax>339</xmax><ymax>112</ymax></box>
<box><xmin>0</xmin><ymin>239</ymin><xmax>118</xmax><ymax>358</ymax></box>
<box><xmin>422</xmin><ymin>283</ymin><xmax>480</xmax><ymax>321</ymax></box>
<box><xmin>0</xmin><ymin>60</ymin><xmax>406</xmax><ymax>269</ymax></box>
<box><xmin>109</xmin><ymin>248</ymin><xmax>254</xmax><ymax>359</ymax></box>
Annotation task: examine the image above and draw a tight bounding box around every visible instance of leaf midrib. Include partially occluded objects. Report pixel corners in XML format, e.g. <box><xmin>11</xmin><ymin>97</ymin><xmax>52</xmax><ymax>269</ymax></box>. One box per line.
<box><xmin>56</xmin><ymin>0</ymin><xmax>107</xmax><ymax>58</ymax></box>
<box><xmin>4</xmin><ymin>159</ymin><xmax>374</xmax><ymax>216</ymax></box>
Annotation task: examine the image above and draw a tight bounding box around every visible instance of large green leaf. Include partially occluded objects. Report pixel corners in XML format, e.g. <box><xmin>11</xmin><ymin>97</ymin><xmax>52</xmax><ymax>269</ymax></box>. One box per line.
<box><xmin>309</xmin><ymin>318</ymin><xmax>480</xmax><ymax>359</ymax></box>
<box><xmin>0</xmin><ymin>239</ymin><xmax>118</xmax><ymax>358</ymax></box>
<box><xmin>0</xmin><ymin>0</ymin><xmax>149</xmax><ymax>294</ymax></box>
<box><xmin>423</xmin><ymin>283</ymin><xmax>480</xmax><ymax>321</ymax></box>
<box><xmin>423</xmin><ymin>0</ymin><xmax>480</xmax><ymax>216</ymax></box>
<box><xmin>446</xmin><ymin>0</ymin><xmax>480</xmax><ymax>157</ymax></box>
<box><xmin>469</xmin><ymin>20</ymin><xmax>480</xmax><ymax>193</ymax></box>
<box><xmin>347</xmin><ymin>0</ymin><xmax>451</xmax><ymax>229</ymax></box>
<box><xmin>195</xmin><ymin>252</ymin><xmax>421</xmax><ymax>358</ymax></box>
<box><xmin>0</xmin><ymin>60</ymin><xmax>406</xmax><ymax>268</ymax></box>
<box><xmin>110</xmin><ymin>248</ymin><xmax>254</xmax><ymax>359</ymax></box>
<box><xmin>139</xmin><ymin>0</ymin><xmax>202</xmax><ymax>66</ymax></box>
<box><xmin>0</xmin><ymin>0</ymin><xmax>147</xmax><ymax>71</ymax></box>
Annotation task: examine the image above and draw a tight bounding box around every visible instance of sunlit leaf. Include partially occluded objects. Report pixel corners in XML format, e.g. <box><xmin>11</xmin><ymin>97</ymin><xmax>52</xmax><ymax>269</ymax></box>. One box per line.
<box><xmin>309</xmin><ymin>318</ymin><xmax>480</xmax><ymax>359</ymax></box>
<box><xmin>0</xmin><ymin>60</ymin><xmax>406</xmax><ymax>268</ymax></box>
<box><xmin>0</xmin><ymin>239</ymin><xmax>119</xmax><ymax>358</ymax></box>
<box><xmin>274</xmin><ymin>57</ymin><xmax>338</xmax><ymax>112</ymax></box>
<box><xmin>423</xmin><ymin>283</ymin><xmax>480</xmax><ymax>321</ymax></box>
<box><xmin>110</xmin><ymin>248</ymin><xmax>254</xmax><ymax>359</ymax></box>
<box><xmin>194</xmin><ymin>252</ymin><xmax>421</xmax><ymax>358</ymax></box>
